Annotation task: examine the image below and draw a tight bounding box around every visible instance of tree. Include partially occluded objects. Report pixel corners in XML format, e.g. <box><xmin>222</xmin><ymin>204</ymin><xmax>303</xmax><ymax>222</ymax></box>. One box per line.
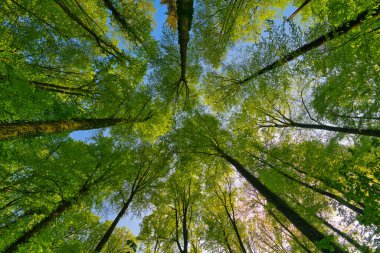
<box><xmin>0</xmin><ymin>135</ymin><xmax>133</xmax><ymax>252</ymax></box>
<box><xmin>0</xmin><ymin>114</ymin><xmax>151</xmax><ymax>141</ymax></box>
<box><xmin>95</xmin><ymin>142</ymin><xmax>171</xmax><ymax>252</ymax></box>
<box><xmin>139</xmin><ymin>161</ymin><xmax>202</xmax><ymax>253</ymax></box>
<box><xmin>0</xmin><ymin>0</ymin><xmax>379</xmax><ymax>252</ymax></box>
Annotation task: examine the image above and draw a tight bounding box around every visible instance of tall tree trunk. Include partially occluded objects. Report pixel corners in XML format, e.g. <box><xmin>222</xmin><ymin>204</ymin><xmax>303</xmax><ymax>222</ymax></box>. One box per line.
<box><xmin>217</xmin><ymin>149</ymin><xmax>347</xmax><ymax>253</ymax></box>
<box><xmin>319</xmin><ymin>217</ymin><xmax>370</xmax><ymax>253</ymax></box>
<box><xmin>223</xmin><ymin>229</ymin><xmax>234</xmax><ymax>253</ymax></box>
<box><xmin>182</xmin><ymin>215</ymin><xmax>188</xmax><ymax>253</ymax></box>
<box><xmin>31</xmin><ymin>81</ymin><xmax>92</xmax><ymax>96</ymax></box>
<box><xmin>223</xmin><ymin>206</ymin><xmax>247</xmax><ymax>253</ymax></box>
<box><xmin>260</xmin><ymin>159</ymin><xmax>364</xmax><ymax>215</ymax></box>
<box><xmin>176</xmin><ymin>0</ymin><xmax>194</xmax><ymax>81</ymax></box>
<box><xmin>102</xmin><ymin>0</ymin><xmax>144</xmax><ymax>46</ymax></box>
<box><xmin>238</xmin><ymin>5</ymin><xmax>380</xmax><ymax>85</ymax></box>
<box><xmin>280</xmin><ymin>170</ymin><xmax>363</xmax><ymax>214</ymax></box>
<box><xmin>259</xmin><ymin>149</ymin><xmax>365</xmax><ymax>209</ymax></box>
<box><xmin>258</xmin><ymin>149</ymin><xmax>364</xmax><ymax>208</ymax></box>
<box><xmin>267</xmin><ymin>208</ymin><xmax>313</xmax><ymax>253</ymax></box>
<box><xmin>53</xmin><ymin>0</ymin><xmax>129</xmax><ymax>61</ymax></box>
<box><xmin>0</xmin><ymin>116</ymin><xmax>150</xmax><ymax>141</ymax></box>
<box><xmin>287</xmin><ymin>0</ymin><xmax>311</xmax><ymax>21</ymax></box>
<box><xmin>95</xmin><ymin>194</ymin><xmax>134</xmax><ymax>252</ymax></box>
<box><xmin>289</xmin><ymin>121</ymin><xmax>380</xmax><ymax>138</ymax></box>
<box><xmin>4</xmin><ymin>185</ymin><xmax>90</xmax><ymax>253</ymax></box>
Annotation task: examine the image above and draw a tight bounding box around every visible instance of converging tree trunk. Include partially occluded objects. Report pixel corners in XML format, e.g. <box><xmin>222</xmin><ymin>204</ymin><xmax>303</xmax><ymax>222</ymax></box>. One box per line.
<box><xmin>318</xmin><ymin>217</ymin><xmax>370</xmax><ymax>253</ymax></box>
<box><xmin>31</xmin><ymin>80</ymin><xmax>92</xmax><ymax>96</ymax></box>
<box><xmin>95</xmin><ymin>158</ymin><xmax>158</xmax><ymax>252</ymax></box>
<box><xmin>287</xmin><ymin>0</ymin><xmax>311</xmax><ymax>21</ymax></box>
<box><xmin>216</xmin><ymin>148</ymin><xmax>347</xmax><ymax>253</ymax></box>
<box><xmin>0</xmin><ymin>116</ymin><xmax>150</xmax><ymax>141</ymax></box>
<box><xmin>247</xmin><ymin>151</ymin><xmax>364</xmax><ymax>214</ymax></box>
<box><xmin>173</xmin><ymin>0</ymin><xmax>194</xmax><ymax>99</ymax></box>
<box><xmin>176</xmin><ymin>0</ymin><xmax>194</xmax><ymax>81</ymax></box>
<box><xmin>267</xmin><ymin>208</ymin><xmax>313</xmax><ymax>253</ymax></box>
<box><xmin>215</xmin><ymin>184</ymin><xmax>248</xmax><ymax>253</ymax></box>
<box><xmin>238</xmin><ymin>5</ymin><xmax>380</xmax><ymax>85</ymax></box>
<box><xmin>258</xmin><ymin>116</ymin><xmax>380</xmax><ymax>138</ymax></box>
<box><xmin>4</xmin><ymin>183</ymin><xmax>91</xmax><ymax>253</ymax></box>
<box><xmin>95</xmin><ymin>194</ymin><xmax>134</xmax><ymax>252</ymax></box>
<box><xmin>288</xmin><ymin>121</ymin><xmax>380</xmax><ymax>138</ymax></box>
<box><xmin>225</xmin><ymin>208</ymin><xmax>247</xmax><ymax>253</ymax></box>
<box><xmin>102</xmin><ymin>0</ymin><xmax>144</xmax><ymax>46</ymax></box>
<box><xmin>53</xmin><ymin>0</ymin><xmax>129</xmax><ymax>61</ymax></box>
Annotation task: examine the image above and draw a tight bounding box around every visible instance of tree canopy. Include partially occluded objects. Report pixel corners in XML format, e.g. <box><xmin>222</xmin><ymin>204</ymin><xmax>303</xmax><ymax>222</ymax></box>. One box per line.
<box><xmin>0</xmin><ymin>0</ymin><xmax>379</xmax><ymax>252</ymax></box>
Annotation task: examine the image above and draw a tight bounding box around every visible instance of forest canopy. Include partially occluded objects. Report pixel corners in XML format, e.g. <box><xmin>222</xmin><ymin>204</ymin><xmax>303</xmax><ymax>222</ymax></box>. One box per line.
<box><xmin>0</xmin><ymin>0</ymin><xmax>379</xmax><ymax>252</ymax></box>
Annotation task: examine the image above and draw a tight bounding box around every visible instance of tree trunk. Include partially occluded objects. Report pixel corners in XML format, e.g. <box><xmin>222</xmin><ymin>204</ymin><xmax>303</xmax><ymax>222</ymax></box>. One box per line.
<box><xmin>31</xmin><ymin>80</ymin><xmax>91</xmax><ymax>96</ymax></box>
<box><xmin>287</xmin><ymin>0</ymin><xmax>311</xmax><ymax>21</ymax></box>
<box><xmin>259</xmin><ymin>150</ymin><xmax>365</xmax><ymax>209</ymax></box>
<box><xmin>102</xmin><ymin>0</ymin><xmax>144</xmax><ymax>46</ymax></box>
<box><xmin>223</xmin><ymin>229</ymin><xmax>234</xmax><ymax>253</ymax></box>
<box><xmin>218</xmin><ymin>149</ymin><xmax>347</xmax><ymax>253</ymax></box>
<box><xmin>224</xmin><ymin>206</ymin><xmax>247</xmax><ymax>253</ymax></box>
<box><xmin>271</xmin><ymin>164</ymin><xmax>364</xmax><ymax>215</ymax></box>
<box><xmin>267</xmin><ymin>208</ymin><xmax>313</xmax><ymax>253</ymax></box>
<box><xmin>95</xmin><ymin>194</ymin><xmax>134</xmax><ymax>252</ymax></box>
<box><xmin>239</xmin><ymin>5</ymin><xmax>380</xmax><ymax>85</ymax></box>
<box><xmin>0</xmin><ymin>116</ymin><xmax>150</xmax><ymax>141</ymax></box>
<box><xmin>4</xmin><ymin>185</ymin><xmax>90</xmax><ymax>253</ymax></box>
<box><xmin>290</xmin><ymin>121</ymin><xmax>380</xmax><ymax>138</ymax></box>
<box><xmin>176</xmin><ymin>0</ymin><xmax>194</xmax><ymax>80</ymax></box>
<box><xmin>53</xmin><ymin>0</ymin><xmax>129</xmax><ymax>61</ymax></box>
<box><xmin>182</xmin><ymin>203</ymin><xmax>189</xmax><ymax>253</ymax></box>
<box><xmin>319</xmin><ymin>217</ymin><xmax>370</xmax><ymax>253</ymax></box>
<box><xmin>249</xmin><ymin>151</ymin><xmax>364</xmax><ymax>214</ymax></box>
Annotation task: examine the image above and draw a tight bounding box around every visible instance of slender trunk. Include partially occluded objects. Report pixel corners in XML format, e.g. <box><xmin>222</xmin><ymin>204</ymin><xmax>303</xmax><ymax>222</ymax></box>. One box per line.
<box><xmin>249</xmin><ymin>151</ymin><xmax>364</xmax><ymax>214</ymax></box>
<box><xmin>0</xmin><ymin>116</ymin><xmax>150</xmax><ymax>141</ymax></box>
<box><xmin>319</xmin><ymin>217</ymin><xmax>370</xmax><ymax>253</ymax></box>
<box><xmin>53</xmin><ymin>0</ymin><xmax>129</xmax><ymax>61</ymax></box>
<box><xmin>218</xmin><ymin>149</ymin><xmax>347</xmax><ymax>253</ymax></box>
<box><xmin>0</xmin><ymin>197</ymin><xmax>20</xmax><ymax>212</ymax></box>
<box><xmin>287</xmin><ymin>0</ymin><xmax>311</xmax><ymax>21</ymax></box>
<box><xmin>224</xmin><ymin>207</ymin><xmax>247</xmax><ymax>253</ymax></box>
<box><xmin>223</xmin><ymin>229</ymin><xmax>234</xmax><ymax>253</ymax></box>
<box><xmin>102</xmin><ymin>0</ymin><xmax>144</xmax><ymax>46</ymax></box>
<box><xmin>31</xmin><ymin>81</ymin><xmax>91</xmax><ymax>96</ymax></box>
<box><xmin>239</xmin><ymin>6</ymin><xmax>380</xmax><ymax>85</ymax></box>
<box><xmin>95</xmin><ymin>195</ymin><xmax>134</xmax><ymax>252</ymax></box>
<box><xmin>182</xmin><ymin>204</ymin><xmax>189</xmax><ymax>253</ymax></box>
<box><xmin>273</xmin><ymin>166</ymin><xmax>364</xmax><ymax>215</ymax></box>
<box><xmin>267</xmin><ymin>209</ymin><xmax>313</xmax><ymax>253</ymax></box>
<box><xmin>4</xmin><ymin>185</ymin><xmax>89</xmax><ymax>253</ymax></box>
<box><xmin>290</xmin><ymin>121</ymin><xmax>380</xmax><ymax>138</ymax></box>
<box><xmin>259</xmin><ymin>150</ymin><xmax>365</xmax><ymax>208</ymax></box>
<box><xmin>261</xmin><ymin>150</ymin><xmax>349</xmax><ymax>199</ymax></box>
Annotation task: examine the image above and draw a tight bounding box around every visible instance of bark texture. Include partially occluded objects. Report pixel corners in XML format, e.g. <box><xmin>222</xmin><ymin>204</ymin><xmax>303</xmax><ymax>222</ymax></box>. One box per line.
<box><xmin>176</xmin><ymin>0</ymin><xmax>194</xmax><ymax>81</ymax></box>
<box><xmin>0</xmin><ymin>117</ymin><xmax>149</xmax><ymax>141</ymax></box>
<box><xmin>218</xmin><ymin>149</ymin><xmax>347</xmax><ymax>253</ymax></box>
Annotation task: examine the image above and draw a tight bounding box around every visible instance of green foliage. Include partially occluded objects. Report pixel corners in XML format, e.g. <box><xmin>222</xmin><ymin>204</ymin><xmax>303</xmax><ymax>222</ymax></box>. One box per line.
<box><xmin>0</xmin><ymin>0</ymin><xmax>379</xmax><ymax>252</ymax></box>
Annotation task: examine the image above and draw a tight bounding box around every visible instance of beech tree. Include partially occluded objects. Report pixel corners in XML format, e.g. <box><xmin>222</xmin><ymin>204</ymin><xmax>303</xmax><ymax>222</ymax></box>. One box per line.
<box><xmin>0</xmin><ymin>0</ymin><xmax>379</xmax><ymax>252</ymax></box>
